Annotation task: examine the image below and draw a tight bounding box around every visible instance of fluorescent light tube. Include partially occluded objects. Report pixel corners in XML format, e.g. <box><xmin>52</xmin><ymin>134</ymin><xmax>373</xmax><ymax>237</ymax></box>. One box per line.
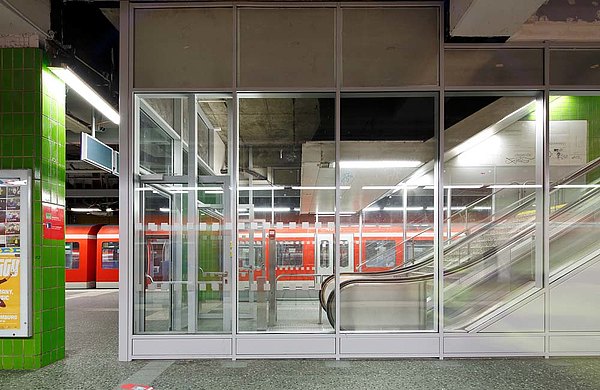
<box><xmin>383</xmin><ymin>207</ymin><xmax>424</xmax><ymax>211</ymax></box>
<box><xmin>340</xmin><ymin>160</ymin><xmax>421</xmax><ymax>169</ymax></box>
<box><xmin>49</xmin><ymin>66</ymin><xmax>120</xmax><ymax>124</ymax></box>
<box><xmin>71</xmin><ymin>207</ymin><xmax>102</xmax><ymax>212</ymax></box>
<box><xmin>488</xmin><ymin>184</ymin><xmax>541</xmax><ymax>189</ymax></box>
<box><xmin>254</xmin><ymin>207</ymin><xmax>290</xmax><ymax>212</ymax></box>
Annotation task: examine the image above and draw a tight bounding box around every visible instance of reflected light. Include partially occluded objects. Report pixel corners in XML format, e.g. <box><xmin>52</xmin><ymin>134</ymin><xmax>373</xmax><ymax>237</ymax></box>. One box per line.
<box><xmin>383</xmin><ymin>207</ymin><xmax>424</xmax><ymax>211</ymax></box>
<box><xmin>364</xmin><ymin>207</ymin><xmax>381</xmax><ymax>212</ymax></box>
<box><xmin>488</xmin><ymin>184</ymin><xmax>541</xmax><ymax>189</ymax></box>
<box><xmin>340</xmin><ymin>160</ymin><xmax>421</xmax><ymax>169</ymax></box>
<box><xmin>239</xmin><ymin>186</ymin><xmax>285</xmax><ymax>191</ymax></box>
<box><xmin>292</xmin><ymin>186</ymin><xmax>350</xmax><ymax>190</ymax></box>
<box><xmin>159</xmin><ymin>208</ymin><xmax>170</xmax><ymax>213</ymax></box>
<box><xmin>254</xmin><ymin>207</ymin><xmax>290</xmax><ymax>212</ymax></box>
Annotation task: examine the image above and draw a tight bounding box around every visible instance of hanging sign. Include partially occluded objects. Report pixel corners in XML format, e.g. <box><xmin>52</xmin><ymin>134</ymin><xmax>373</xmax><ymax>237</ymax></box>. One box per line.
<box><xmin>0</xmin><ymin>171</ymin><xmax>32</xmax><ymax>337</ymax></box>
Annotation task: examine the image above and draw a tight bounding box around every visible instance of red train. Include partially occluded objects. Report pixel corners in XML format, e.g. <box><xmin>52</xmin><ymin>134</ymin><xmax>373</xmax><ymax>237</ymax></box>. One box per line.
<box><xmin>65</xmin><ymin>223</ymin><xmax>434</xmax><ymax>289</ymax></box>
<box><xmin>66</xmin><ymin>225</ymin><xmax>120</xmax><ymax>288</ymax></box>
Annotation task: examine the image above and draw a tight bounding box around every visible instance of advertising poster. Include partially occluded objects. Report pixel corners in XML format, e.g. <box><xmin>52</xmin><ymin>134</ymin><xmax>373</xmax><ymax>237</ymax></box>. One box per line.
<box><xmin>0</xmin><ymin>247</ymin><xmax>20</xmax><ymax>329</ymax></box>
<box><xmin>0</xmin><ymin>172</ymin><xmax>31</xmax><ymax>337</ymax></box>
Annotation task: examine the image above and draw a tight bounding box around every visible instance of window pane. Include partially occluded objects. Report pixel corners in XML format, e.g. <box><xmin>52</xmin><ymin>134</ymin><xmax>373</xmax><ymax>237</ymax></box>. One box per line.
<box><xmin>337</xmin><ymin>95</ymin><xmax>436</xmax><ymax>331</ymax></box>
<box><xmin>239</xmin><ymin>8</ymin><xmax>335</xmax><ymax>88</ymax></box>
<box><xmin>238</xmin><ymin>95</ymin><xmax>335</xmax><ymax>333</ymax></box>
<box><xmin>101</xmin><ymin>242</ymin><xmax>119</xmax><ymax>270</ymax></box>
<box><xmin>134</xmin><ymin>8</ymin><xmax>233</xmax><ymax>88</ymax></box>
<box><xmin>549</xmin><ymin>95</ymin><xmax>600</xmax><ymax>332</ymax></box>
<box><xmin>65</xmin><ymin>242</ymin><xmax>80</xmax><ymax>270</ymax></box>
<box><xmin>445</xmin><ymin>49</ymin><xmax>543</xmax><ymax>87</ymax></box>
<box><xmin>550</xmin><ymin>50</ymin><xmax>600</xmax><ymax>86</ymax></box>
<box><xmin>443</xmin><ymin>94</ymin><xmax>543</xmax><ymax>332</ymax></box>
<box><xmin>342</xmin><ymin>8</ymin><xmax>439</xmax><ymax>87</ymax></box>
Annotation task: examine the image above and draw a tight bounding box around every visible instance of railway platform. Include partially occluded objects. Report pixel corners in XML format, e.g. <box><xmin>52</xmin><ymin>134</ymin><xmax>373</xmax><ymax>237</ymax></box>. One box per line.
<box><xmin>1</xmin><ymin>290</ymin><xmax>599</xmax><ymax>389</ymax></box>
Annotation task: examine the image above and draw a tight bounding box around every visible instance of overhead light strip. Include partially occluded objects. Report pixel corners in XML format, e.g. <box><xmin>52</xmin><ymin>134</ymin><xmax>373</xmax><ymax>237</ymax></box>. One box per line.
<box><xmin>49</xmin><ymin>66</ymin><xmax>120</xmax><ymax>124</ymax></box>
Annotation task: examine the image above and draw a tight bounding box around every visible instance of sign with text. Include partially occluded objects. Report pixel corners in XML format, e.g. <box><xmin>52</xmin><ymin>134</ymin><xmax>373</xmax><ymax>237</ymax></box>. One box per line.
<box><xmin>43</xmin><ymin>203</ymin><xmax>65</xmax><ymax>240</ymax></box>
<box><xmin>0</xmin><ymin>171</ymin><xmax>32</xmax><ymax>337</ymax></box>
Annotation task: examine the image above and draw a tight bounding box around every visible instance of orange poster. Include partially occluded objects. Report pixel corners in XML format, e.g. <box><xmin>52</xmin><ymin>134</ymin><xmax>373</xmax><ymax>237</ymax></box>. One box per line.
<box><xmin>0</xmin><ymin>247</ymin><xmax>20</xmax><ymax>330</ymax></box>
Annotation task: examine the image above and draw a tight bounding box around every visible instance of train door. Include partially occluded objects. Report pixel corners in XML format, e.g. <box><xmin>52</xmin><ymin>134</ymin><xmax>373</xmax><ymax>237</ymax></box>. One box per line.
<box><xmin>316</xmin><ymin>234</ymin><xmax>354</xmax><ymax>275</ymax></box>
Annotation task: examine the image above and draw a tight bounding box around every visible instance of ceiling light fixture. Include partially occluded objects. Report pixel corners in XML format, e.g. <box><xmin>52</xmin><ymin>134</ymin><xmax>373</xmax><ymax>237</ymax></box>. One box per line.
<box><xmin>71</xmin><ymin>207</ymin><xmax>102</xmax><ymax>212</ymax></box>
<box><xmin>49</xmin><ymin>66</ymin><xmax>120</xmax><ymax>124</ymax></box>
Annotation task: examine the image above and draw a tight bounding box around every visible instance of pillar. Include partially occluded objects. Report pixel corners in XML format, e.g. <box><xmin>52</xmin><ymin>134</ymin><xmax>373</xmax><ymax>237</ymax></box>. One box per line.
<box><xmin>0</xmin><ymin>47</ymin><xmax>66</xmax><ymax>369</ymax></box>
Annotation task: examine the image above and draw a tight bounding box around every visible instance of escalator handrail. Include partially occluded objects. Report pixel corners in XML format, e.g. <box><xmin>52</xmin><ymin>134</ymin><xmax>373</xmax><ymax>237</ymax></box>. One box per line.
<box><xmin>319</xmin><ymin>156</ymin><xmax>600</xmax><ymax>310</ymax></box>
<box><xmin>326</xmin><ymin>183</ymin><xmax>600</xmax><ymax>327</ymax></box>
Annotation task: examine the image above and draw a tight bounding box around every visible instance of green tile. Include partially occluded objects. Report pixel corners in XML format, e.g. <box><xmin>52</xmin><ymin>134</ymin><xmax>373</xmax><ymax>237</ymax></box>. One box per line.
<box><xmin>1</xmin><ymin>48</ymin><xmax>13</xmax><ymax>69</ymax></box>
<box><xmin>2</xmin><ymin>357</ymin><xmax>15</xmax><ymax>370</ymax></box>
<box><xmin>13</xmin><ymin>69</ymin><xmax>24</xmax><ymax>91</ymax></box>
<box><xmin>13</xmin><ymin>49</ymin><xmax>23</xmax><ymax>69</ymax></box>
<box><xmin>23</xmin><ymin>91</ymin><xmax>35</xmax><ymax>113</ymax></box>
<box><xmin>1</xmin><ymin>91</ymin><xmax>10</xmax><ymax>112</ymax></box>
<box><xmin>23</xmin><ymin>48</ymin><xmax>35</xmax><ymax>69</ymax></box>
<box><xmin>23</xmin><ymin>356</ymin><xmax>37</xmax><ymax>370</ymax></box>
<box><xmin>23</xmin><ymin>69</ymin><xmax>36</xmax><ymax>91</ymax></box>
<box><xmin>1</xmin><ymin>69</ymin><xmax>12</xmax><ymax>90</ymax></box>
<box><xmin>3</xmin><ymin>339</ymin><xmax>14</xmax><ymax>354</ymax></box>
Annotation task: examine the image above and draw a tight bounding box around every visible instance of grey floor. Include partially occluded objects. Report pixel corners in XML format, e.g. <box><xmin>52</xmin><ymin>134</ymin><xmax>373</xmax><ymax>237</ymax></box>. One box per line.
<box><xmin>1</xmin><ymin>290</ymin><xmax>600</xmax><ymax>389</ymax></box>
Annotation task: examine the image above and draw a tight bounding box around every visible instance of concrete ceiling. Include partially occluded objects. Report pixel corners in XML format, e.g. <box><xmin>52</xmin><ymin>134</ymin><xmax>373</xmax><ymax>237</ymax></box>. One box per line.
<box><xmin>299</xmin><ymin>96</ymin><xmax>536</xmax><ymax>213</ymax></box>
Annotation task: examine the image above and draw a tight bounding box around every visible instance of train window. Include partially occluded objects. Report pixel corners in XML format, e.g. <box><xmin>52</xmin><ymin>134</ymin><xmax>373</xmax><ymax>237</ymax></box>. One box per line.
<box><xmin>365</xmin><ymin>240</ymin><xmax>396</xmax><ymax>268</ymax></box>
<box><xmin>320</xmin><ymin>240</ymin><xmax>330</xmax><ymax>268</ymax></box>
<box><xmin>65</xmin><ymin>242</ymin><xmax>80</xmax><ymax>270</ymax></box>
<box><xmin>413</xmin><ymin>240</ymin><xmax>433</xmax><ymax>258</ymax></box>
<box><xmin>340</xmin><ymin>240</ymin><xmax>349</xmax><ymax>268</ymax></box>
<box><xmin>238</xmin><ymin>243</ymin><xmax>264</xmax><ymax>269</ymax></box>
<box><xmin>276</xmin><ymin>242</ymin><xmax>304</xmax><ymax>267</ymax></box>
<box><xmin>101</xmin><ymin>242</ymin><xmax>119</xmax><ymax>269</ymax></box>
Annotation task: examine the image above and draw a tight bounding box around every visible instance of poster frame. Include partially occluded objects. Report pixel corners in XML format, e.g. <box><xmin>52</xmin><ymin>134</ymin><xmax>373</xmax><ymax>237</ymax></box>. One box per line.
<box><xmin>0</xmin><ymin>169</ymin><xmax>32</xmax><ymax>337</ymax></box>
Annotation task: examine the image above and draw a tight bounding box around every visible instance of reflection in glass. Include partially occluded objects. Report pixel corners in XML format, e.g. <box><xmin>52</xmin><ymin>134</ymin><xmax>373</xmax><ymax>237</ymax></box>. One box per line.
<box><xmin>443</xmin><ymin>94</ymin><xmax>542</xmax><ymax>332</ymax></box>
<box><xmin>331</xmin><ymin>95</ymin><xmax>437</xmax><ymax>331</ymax></box>
<box><xmin>134</xmin><ymin>95</ymin><xmax>231</xmax><ymax>335</ymax></box>
<box><xmin>238</xmin><ymin>95</ymin><xmax>335</xmax><ymax>333</ymax></box>
<box><xmin>101</xmin><ymin>242</ymin><xmax>119</xmax><ymax>270</ymax></box>
<box><xmin>65</xmin><ymin>242</ymin><xmax>80</xmax><ymax>270</ymax></box>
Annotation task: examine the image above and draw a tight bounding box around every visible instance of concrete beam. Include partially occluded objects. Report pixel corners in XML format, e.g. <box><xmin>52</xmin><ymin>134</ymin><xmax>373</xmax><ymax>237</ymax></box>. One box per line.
<box><xmin>510</xmin><ymin>0</ymin><xmax>600</xmax><ymax>42</ymax></box>
<box><xmin>0</xmin><ymin>0</ymin><xmax>50</xmax><ymax>39</ymax></box>
<box><xmin>450</xmin><ymin>0</ymin><xmax>547</xmax><ymax>37</ymax></box>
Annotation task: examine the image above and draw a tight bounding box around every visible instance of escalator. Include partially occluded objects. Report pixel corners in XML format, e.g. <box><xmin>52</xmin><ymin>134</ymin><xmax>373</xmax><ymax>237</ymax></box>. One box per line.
<box><xmin>322</xmin><ymin>156</ymin><xmax>600</xmax><ymax>331</ymax></box>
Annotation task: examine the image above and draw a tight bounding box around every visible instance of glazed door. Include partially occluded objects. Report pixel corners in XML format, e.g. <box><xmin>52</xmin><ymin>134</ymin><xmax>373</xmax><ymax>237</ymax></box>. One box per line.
<box><xmin>316</xmin><ymin>234</ymin><xmax>354</xmax><ymax>275</ymax></box>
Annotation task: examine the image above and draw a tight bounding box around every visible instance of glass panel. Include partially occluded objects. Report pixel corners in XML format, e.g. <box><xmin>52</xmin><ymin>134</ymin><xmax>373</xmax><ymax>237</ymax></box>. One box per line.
<box><xmin>65</xmin><ymin>242</ymin><xmax>80</xmax><ymax>270</ymax></box>
<box><xmin>445</xmin><ymin>49</ymin><xmax>543</xmax><ymax>87</ymax></box>
<box><xmin>134</xmin><ymin>94</ymin><xmax>232</xmax><ymax>334</ymax></box>
<box><xmin>238</xmin><ymin>8</ymin><xmax>335</xmax><ymax>88</ymax></box>
<box><xmin>550</xmin><ymin>50</ymin><xmax>600</xmax><ymax>86</ymax></box>
<box><xmin>134</xmin><ymin>8</ymin><xmax>233</xmax><ymax>89</ymax></box>
<box><xmin>101</xmin><ymin>242</ymin><xmax>119</xmax><ymax>270</ymax></box>
<box><xmin>549</xmin><ymin>95</ymin><xmax>600</xmax><ymax>274</ymax></box>
<box><xmin>443</xmin><ymin>93</ymin><xmax>543</xmax><ymax>332</ymax></box>
<box><xmin>238</xmin><ymin>95</ymin><xmax>335</xmax><ymax>333</ymax></box>
<box><xmin>549</xmin><ymin>95</ymin><xmax>600</xmax><ymax>332</ymax></box>
<box><xmin>336</xmin><ymin>95</ymin><xmax>437</xmax><ymax>331</ymax></box>
<box><xmin>342</xmin><ymin>8</ymin><xmax>439</xmax><ymax>87</ymax></box>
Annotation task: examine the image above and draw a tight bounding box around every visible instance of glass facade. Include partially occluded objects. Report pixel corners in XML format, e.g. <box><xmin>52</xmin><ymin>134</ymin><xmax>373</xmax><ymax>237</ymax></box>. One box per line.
<box><xmin>123</xmin><ymin>2</ymin><xmax>600</xmax><ymax>359</ymax></box>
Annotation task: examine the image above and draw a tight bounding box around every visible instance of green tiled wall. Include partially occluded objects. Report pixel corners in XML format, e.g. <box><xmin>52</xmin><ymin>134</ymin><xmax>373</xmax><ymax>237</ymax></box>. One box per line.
<box><xmin>0</xmin><ymin>48</ymin><xmax>66</xmax><ymax>370</ymax></box>
<box><xmin>549</xmin><ymin>96</ymin><xmax>600</xmax><ymax>161</ymax></box>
